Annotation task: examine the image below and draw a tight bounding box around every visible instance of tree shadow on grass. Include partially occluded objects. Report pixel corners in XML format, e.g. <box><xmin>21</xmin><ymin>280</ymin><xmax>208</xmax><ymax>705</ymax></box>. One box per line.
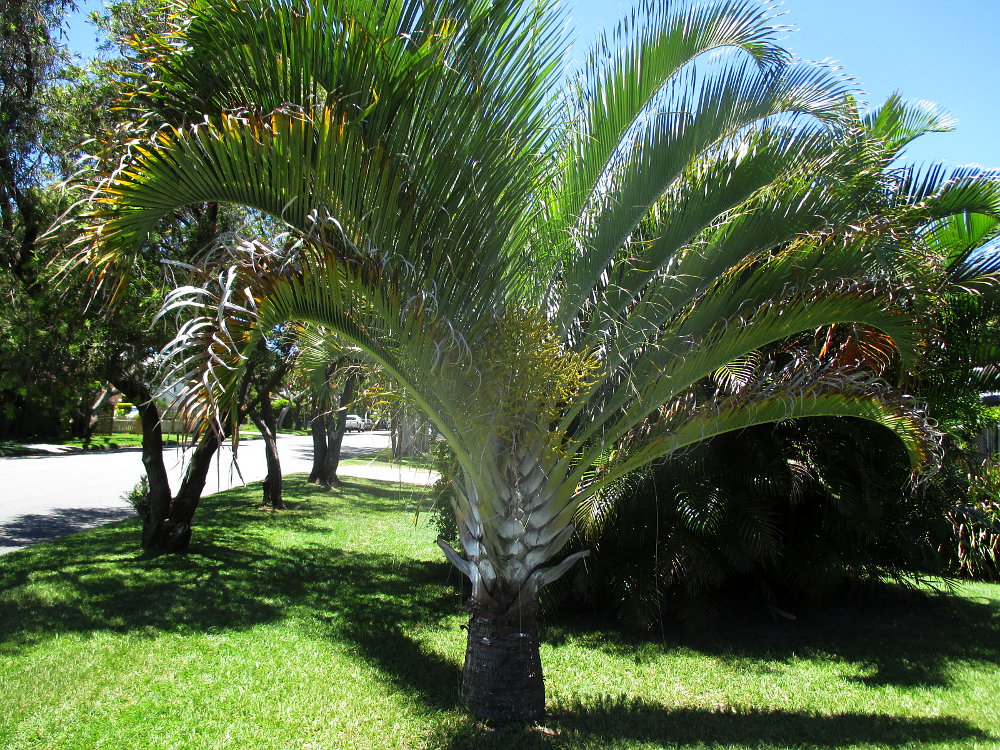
<box><xmin>330</xmin><ymin>476</ymin><xmax>429</xmax><ymax>512</ymax></box>
<box><xmin>0</xmin><ymin>530</ymin><xmax>456</xmax><ymax>649</ymax></box>
<box><xmin>252</xmin><ymin>475</ymin><xmax>428</xmax><ymax>518</ymax></box>
<box><xmin>433</xmin><ymin>699</ymin><xmax>994</xmax><ymax>750</ymax></box>
<box><xmin>0</xmin><ymin>485</ymin><xmax>465</xmax><ymax>714</ymax></box>
<box><xmin>1</xmin><ymin>476</ymin><xmax>998</xmax><ymax>749</ymax></box>
<box><xmin>540</xmin><ymin>581</ymin><xmax>1000</xmax><ymax>694</ymax></box>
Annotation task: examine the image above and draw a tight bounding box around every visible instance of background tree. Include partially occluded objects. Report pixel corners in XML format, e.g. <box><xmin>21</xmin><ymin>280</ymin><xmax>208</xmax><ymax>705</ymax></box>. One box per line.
<box><xmin>0</xmin><ymin>0</ymin><xmax>154</xmax><ymax>440</ymax></box>
<box><xmin>244</xmin><ymin>336</ymin><xmax>295</xmax><ymax>509</ymax></box>
<box><xmin>287</xmin><ymin>327</ymin><xmax>369</xmax><ymax>488</ymax></box>
<box><xmin>1</xmin><ymin>0</ymin><xmax>73</xmax><ymax>275</ymax></box>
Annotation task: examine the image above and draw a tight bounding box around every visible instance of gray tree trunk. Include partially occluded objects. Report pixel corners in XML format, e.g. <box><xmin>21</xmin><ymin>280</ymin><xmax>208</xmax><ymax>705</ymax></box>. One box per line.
<box><xmin>155</xmin><ymin>429</ymin><xmax>223</xmax><ymax>552</ymax></box>
<box><xmin>135</xmin><ymin>392</ymin><xmax>172</xmax><ymax>551</ymax></box>
<box><xmin>312</xmin><ymin>372</ymin><xmax>359</xmax><ymax>487</ymax></box>
<box><xmin>250</xmin><ymin>396</ymin><xmax>284</xmax><ymax>509</ymax></box>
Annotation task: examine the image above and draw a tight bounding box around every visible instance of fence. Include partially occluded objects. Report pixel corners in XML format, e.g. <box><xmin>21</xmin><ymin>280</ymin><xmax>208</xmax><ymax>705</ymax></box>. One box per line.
<box><xmin>107</xmin><ymin>416</ymin><xmax>194</xmax><ymax>435</ymax></box>
<box><xmin>111</xmin><ymin>418</ymin><xmax>141</xmax><ymax>434</ymax></box>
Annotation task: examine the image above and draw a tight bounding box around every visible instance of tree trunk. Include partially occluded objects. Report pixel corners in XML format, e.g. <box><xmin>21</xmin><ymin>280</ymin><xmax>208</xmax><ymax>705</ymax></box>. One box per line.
<box><xmin>85</xmin><ymin>387</ymin><xmax>115</xmax><ymax>440</ymax></box>
<box><xmin>316</xmin><ymin>412</ymin><xmax>342</xmax><ymax>486</ymax></box>
<box><xmin>158</xmin><ymin>429</ymin><xmax>223</xmax><ymax>552</ymax></box>
<box><xmin>462</xmin><ymin>597</ymin><xmax>545</xmax><ymax>722</ymax></box>
<box><xmin>113</xmin><ymin>378</ymin><xmax>173</xmax><ymax>553</ymax></box>
<box><xmin>308</xmin><ymin>408</ymin><xmax>329</xmax><ymax>483</ymax></box>
<box><xmin>136</xmin><ymin>393</ymin><xmax>172</xmax><ymax>551</ymax></box>
<box><xmin>327</xmin><ymin>373</ymin><xmax>358</xmax><ymax>480</ymax></box>
<box><xmin>250</xmin><ymin>398</ymin><xmax>284</xmax><ymax>509</ymax></box>
<box><xmin>392</xmin><ymin>406</ymin><xmax>427</xmax><ymax>459</ymax></box>
<box><xmin>311</xmin><ymin>372</ymin><xmax>358</xmax><ymax>487</ymax></box>
<box><xmin>437</xmin><ymin>457</ymin><xmax>589</xmax><ymax>723</ymax></box>
<box><xmin>68</xmin><ymin>394</ymin><xmax>91</xmax><ymax>440</ymax></box>
<box><xmin>276</xmin><ymin>402</ymin><xmax>291</xmax><ymax>431</ymax></box>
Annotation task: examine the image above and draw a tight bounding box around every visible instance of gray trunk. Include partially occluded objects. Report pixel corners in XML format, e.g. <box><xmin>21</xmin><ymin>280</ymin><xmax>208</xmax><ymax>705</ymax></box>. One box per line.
<box><xmin>250</xmin><ymin>397</ymin><xmax>284</xmax><ymax>509</ymax></box>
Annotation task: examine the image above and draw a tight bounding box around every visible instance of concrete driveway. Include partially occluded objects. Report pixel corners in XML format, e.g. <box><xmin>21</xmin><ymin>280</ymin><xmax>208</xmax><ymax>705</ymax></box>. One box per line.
<box><xmin>0</xmin><ymin>431</ymin><xmax>394</xmax><ymax>555</ymax></box>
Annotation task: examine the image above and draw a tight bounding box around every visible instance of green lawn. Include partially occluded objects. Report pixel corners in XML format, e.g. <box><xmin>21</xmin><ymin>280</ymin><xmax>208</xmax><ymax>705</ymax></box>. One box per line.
<box><xmin>0</xmin><ymin>431</ymin><xmax>265</xmax><ymax>456</ymax></box>
<box><xmin>0</xmin><ymin>433</ymin><xmax>151</xmax><ymax>455</ymax></box>
<box><xmin>1</xmin><ymin>475</ymin><xmax>998</xmax><ymax>749</ymax></box>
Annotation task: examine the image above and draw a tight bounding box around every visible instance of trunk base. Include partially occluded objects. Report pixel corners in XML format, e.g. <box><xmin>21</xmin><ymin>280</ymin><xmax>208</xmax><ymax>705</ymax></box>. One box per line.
<box><xmin>142</xmin><ymin>519</ymin><xmax>192</xmax><ymax>555</ymax></box>
<box><xmin>461</xmin><ymin>603</ymin><xmax>544</xmax><ymax>722</ymax></box>
<box><xmin>262</xmin><ymin>475</ymin><xmax>285</xmax><ymax>509</ymax></box>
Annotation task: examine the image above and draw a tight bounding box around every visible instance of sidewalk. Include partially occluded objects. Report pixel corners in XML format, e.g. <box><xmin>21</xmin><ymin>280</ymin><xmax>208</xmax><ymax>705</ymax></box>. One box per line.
<box><xmin>336</xmin><ymin>461</ymin><xmax>439</xmax><ymax>486</ymax></box>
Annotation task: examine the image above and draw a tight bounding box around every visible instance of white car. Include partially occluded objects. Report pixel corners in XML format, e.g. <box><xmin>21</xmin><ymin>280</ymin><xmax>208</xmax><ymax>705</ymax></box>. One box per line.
<box><xmin>345</xmin><ymin>414</ymin><xmax>364</xmax><ymax>432</ymax></box>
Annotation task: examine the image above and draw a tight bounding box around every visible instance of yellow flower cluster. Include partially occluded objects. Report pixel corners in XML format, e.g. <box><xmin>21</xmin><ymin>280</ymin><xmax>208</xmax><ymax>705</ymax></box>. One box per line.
<box><xmin>473</xmin><ymin>308</ymin><xmax>600</xmax><ymax>436</ymax></box>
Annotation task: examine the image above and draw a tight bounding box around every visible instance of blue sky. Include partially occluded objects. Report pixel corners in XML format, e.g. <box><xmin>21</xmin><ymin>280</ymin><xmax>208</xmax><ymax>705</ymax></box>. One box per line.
<box><xmin>63</xmin><ymin>0</ymin><xmax>1000</xmax><ymax>169</ymax></box>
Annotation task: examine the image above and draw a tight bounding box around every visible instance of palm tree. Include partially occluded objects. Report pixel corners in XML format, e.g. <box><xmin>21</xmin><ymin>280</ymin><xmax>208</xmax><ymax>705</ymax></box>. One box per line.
<box><xmin>68</xmin><ymin>0</ymin><xmax>941</xmax><ymax>720</ymax></box>
<box><xmin>562</xmin><ymin>94</ymin><xmax>1000</xmax><ymax>627</ymax></box>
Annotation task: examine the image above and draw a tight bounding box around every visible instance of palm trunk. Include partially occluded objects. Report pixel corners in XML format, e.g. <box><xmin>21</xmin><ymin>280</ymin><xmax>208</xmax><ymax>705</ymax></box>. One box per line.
<box><xmin>310</xmin><ymin>410</ymin><xmax>344</xmax><ymax>487</ymax></box>
<box><xmin>137</xmin><ymin>397</ymin><xmax>172</xmax><ymax>550</ymax></box>
<box><xmin>438</xmin><ymin>454</ymin><xmax>588</xmax><ymax>723</ymax></box>
<box><xmin>326</xmin><ymin>372</ymin><xmax>358</xmax><ymax>476</ymax></box>
<box><xmin>114</xmin><ymin>378</ymin><xmax>173</xmax><ymax>552</ymax></box>
<box><xmin>390</xmin><ymin>411</ymin><xmax>400</xmax><ymax>458</ymax></box>
<box><xmin>462</xmin><ymin>597</ymin><xmax>544</xmax><ymax>722</ymax></box>
<box><xmin>311</xmin><ymin>372</ymin><xmax>358</xmax><ymax>487</ymax></box>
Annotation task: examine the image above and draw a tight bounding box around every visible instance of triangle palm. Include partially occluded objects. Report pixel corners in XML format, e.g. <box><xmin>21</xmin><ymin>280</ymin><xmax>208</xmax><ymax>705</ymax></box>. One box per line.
<box><xmin>69</xmin><ymin>0</ymin><xmax>941</xmax><ymax>720</ymax></box>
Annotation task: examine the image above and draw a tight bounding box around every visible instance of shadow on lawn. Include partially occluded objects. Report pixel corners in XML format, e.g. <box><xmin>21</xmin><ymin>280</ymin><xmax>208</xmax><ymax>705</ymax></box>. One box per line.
<box><xmin>0</xmin><ymin>532</ymin><xmax>458</xmax><ymax>648</ymax></box>
<box><xmin>0</xmin><ymin>477</ymin><xmax>465</xmax><ymax>709</ymax></box>
<box><xmin>0</xmin><ymin>507</ymin><xmax>135</xmax><ymax>551</ymax></box>
<box><xmin>435</xmin><ymin>701</ymin><xmax>993</xmax><ymax>749</ymax></box>
<box><xmin>542</xmin><ymin>580</ymin><xmax>1000</xmax><ymax>692</ymax></box>
<box><xmin>0</xmin><ymin>474</ymin><xmax>997</xmax><ymax>749</ymax></box>
<box><xmin>332</xmin><ymin>477</ymin><xmax>428</xmax><ymax>513</ymax></box>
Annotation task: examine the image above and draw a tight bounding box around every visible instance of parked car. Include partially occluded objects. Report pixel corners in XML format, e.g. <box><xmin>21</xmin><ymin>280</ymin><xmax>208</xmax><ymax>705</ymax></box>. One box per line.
<box><xmin>345</xmin><ymin>414</ymin><xmax>364</xmax><ymax>432</ymax></box>
<box><xmin>362</xmin><ymin>417</ymin><xmax>374</xmax><ymax>430</ymax></box>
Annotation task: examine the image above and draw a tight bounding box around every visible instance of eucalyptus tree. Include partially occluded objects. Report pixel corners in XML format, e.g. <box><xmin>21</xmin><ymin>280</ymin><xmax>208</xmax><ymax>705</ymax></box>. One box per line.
<box><xmin>69</xmin><ymin>0</ymin><xmax>940</xmax><ymax>720</ymax></box>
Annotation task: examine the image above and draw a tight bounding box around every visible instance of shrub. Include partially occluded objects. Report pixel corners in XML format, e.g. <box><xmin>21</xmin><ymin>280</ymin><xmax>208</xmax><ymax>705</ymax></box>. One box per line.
<box><xmin>554</xmin><ymin>418</ymin><xmax>956</xmax><ymax>630</ymax></box>
<box><xmin>121</xmin><ymin>475</ymin><xmax>150</xmax><ymax>522</ymax></box>
<box><xmin>427</xmin><ymin>441</ymin><xmax>459</xmax><ymax>546</ymax></box>
<box><xmin>949</xmin><ymin>465</ymin><xmax>1000</xmax><ymax>580</ymax></box>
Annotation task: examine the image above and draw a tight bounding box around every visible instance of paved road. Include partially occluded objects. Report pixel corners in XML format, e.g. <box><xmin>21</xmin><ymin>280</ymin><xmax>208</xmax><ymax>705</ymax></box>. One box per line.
<box><xmin>0</xmin><ymin>431</ymin><xmax>391</xmax><ymax>555</ymax></box>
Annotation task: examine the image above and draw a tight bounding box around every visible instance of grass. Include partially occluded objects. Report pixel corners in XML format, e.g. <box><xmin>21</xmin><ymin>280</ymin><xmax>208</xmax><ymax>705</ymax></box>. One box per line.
<box><xmin>66</xmin><ymin>433</ymin><xmax>148</xmax><ymax>449</ymax></box>
<box><xmin>1</xmin><ymin>431</ymin><xmax>264</xmax><ymax>456</ymax></box>
<box><xmin>1</xmin><ymin>475</ymin><xmax>998</xmax><ymax>749</ymax></box>
<box><xmin>0</xmin><ymin>433</ymin><xmax>151</xmax><ymax>455</ymax></box>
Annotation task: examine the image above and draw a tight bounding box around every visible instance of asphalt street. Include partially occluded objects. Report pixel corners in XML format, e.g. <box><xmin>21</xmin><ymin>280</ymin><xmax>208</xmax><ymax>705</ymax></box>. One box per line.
<box><xmin>0</xmin><ymin>431</ymin><xmax>391</xmax><ymax>555</ymax></box>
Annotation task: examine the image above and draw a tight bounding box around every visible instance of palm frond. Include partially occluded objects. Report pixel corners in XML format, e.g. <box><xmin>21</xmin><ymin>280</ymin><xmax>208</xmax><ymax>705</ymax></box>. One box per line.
<box><xmin>863</xmin><ymin>93</ymin><xmax>957</xmax><ymax>156</ymax></box>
